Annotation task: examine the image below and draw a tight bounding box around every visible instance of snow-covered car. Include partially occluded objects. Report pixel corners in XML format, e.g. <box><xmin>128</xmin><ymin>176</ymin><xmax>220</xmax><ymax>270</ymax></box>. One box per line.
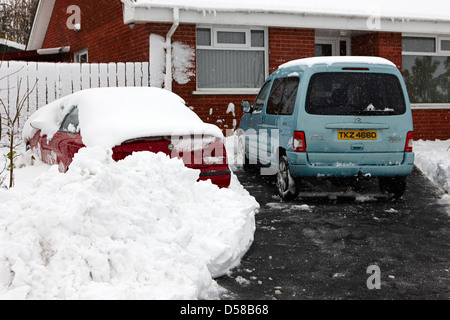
<box><xmin>23</xmin><ymin>87</ymin><xmax>231</xmax><ymax>188</ymax></box>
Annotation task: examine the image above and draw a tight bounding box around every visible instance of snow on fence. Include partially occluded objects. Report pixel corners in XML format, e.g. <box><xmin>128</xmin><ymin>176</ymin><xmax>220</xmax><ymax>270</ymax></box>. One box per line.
<box><xmin>0</xmin><ymin>61</ymin><xmax>150</xmax><ymax>138</ymax></box>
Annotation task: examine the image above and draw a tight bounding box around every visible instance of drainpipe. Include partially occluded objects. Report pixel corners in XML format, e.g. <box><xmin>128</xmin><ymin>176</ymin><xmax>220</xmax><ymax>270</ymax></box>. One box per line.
<box><xmin>164</xmin><ymin>7</ymin><xmax>179</xmax><ymax>91</ymax></box>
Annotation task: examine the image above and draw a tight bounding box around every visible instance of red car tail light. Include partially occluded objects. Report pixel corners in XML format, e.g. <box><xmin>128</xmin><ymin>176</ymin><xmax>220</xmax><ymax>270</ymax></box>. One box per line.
<box><xmin>293</xmin><ymin>131</ymin><xmax>306</xmax><ymax>152</ymax></box>
<box><xmin>405</xmin><ymin>131</ymin><xmax>414</xmax><ymax>152</ymax></box>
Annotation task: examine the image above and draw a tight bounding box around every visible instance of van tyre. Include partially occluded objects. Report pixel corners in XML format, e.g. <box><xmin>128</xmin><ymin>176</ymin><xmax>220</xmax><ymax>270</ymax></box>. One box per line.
<box><xmin>277</xmin><ymin>155</ymin><xmax>299</xmax><ymax>201</ymax></box>
<box><xmin>379</xmin><ymin>176</ymin><xmax>407</xmax><ymax>200</ymax></box>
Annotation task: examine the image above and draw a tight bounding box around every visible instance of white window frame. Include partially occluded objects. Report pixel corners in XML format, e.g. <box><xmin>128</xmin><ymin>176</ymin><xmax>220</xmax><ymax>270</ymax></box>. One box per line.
<box><xmin>194</xmin><ymin>25</ymin><xmax>269</xmax><ymax>95</ymax></box>
<box><xmin>439</xmin><ymin>37</ymin><xmax>450</xmax><ymax>55</ymax></box>
<box><xmin>402</xmin><ymin>34</ymin><xmax>450</xmax><ymax>109</ymax></box>
<box><xmin>402</xmin><ymin>35</ymin><xmax>439</xmax><ymax>56</ymax></box>
<box><xmin>402</xmin><ymin>34</ymin><xmax>450</xmax><ymax>56</ymax></box>
<box><xmin>213</xmin><ymin>28</ymin><xmax>251</xmax><ymax>48</ymax></box>
<box><xmin>74</xmin><ymin>48</ymin><xmax>88</xmax><ymax>63</ymax></box>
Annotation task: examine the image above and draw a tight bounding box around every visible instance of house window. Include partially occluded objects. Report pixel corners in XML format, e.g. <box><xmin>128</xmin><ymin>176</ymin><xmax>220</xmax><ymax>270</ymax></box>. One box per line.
<box><xmin>403</xmin><ymin>37</ymin><xmax>436</xmax><ymax>53</ymax></box>
<box><xmin>74</xmin><ymin>48</ymin><xmax>88</xmax><ymax>63</ymax></box>
<box><xmin>402</xmin><ymin>36</ymin><xmax>450</xmax><ymax>104</ymax></box>
<box><xmin>196</xmin><ymin>26</ymin><xmax>268</xmax><ymax>93</ymax></box>
<box><xmin>441</xmin><ymin>39</ymin><xmax>450</xmax><ymax>52</ymax></box>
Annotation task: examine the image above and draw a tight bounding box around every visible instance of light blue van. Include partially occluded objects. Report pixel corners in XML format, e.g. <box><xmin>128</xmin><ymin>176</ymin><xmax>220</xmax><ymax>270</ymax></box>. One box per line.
<box><xmin>238</xmin><ymin>57</ymin><xmax>414</xmax><ymax>200</ymax></box>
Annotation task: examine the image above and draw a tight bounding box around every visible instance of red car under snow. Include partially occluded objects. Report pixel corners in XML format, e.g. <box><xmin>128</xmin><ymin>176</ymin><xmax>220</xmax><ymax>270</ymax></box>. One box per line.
<box><xmin>23</xmin><ymin>87</ymin><xmax>231</xmax><ymax>188</ymax></box>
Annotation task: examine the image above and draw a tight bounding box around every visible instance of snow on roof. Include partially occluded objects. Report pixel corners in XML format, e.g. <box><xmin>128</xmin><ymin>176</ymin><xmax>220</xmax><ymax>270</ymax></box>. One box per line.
<box><xmin>279</xmin><ymin>56</ymin><xmax>397</xmax><ymax>69</ymax></box>
<box><xmin>132</xmin><ymin>0</ymin><xmax>450</xmax><ymax>22</ymax></box>
<box><xmin>23</xmin><ymin>87</ymin><xmax>223</xmax><ymax>149</ymax></box>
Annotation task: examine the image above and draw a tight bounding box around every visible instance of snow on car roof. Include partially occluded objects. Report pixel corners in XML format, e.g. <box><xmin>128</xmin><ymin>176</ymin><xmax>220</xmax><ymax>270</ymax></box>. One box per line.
<box><xmin>279</xmin><ymin>56</ymin><xmax>397</xmax><ymax>69</ymax></box>
<box><xmin>23</xmin><ymin>87</ymin><xmax>223</xmax><ymax>148</ymax></box>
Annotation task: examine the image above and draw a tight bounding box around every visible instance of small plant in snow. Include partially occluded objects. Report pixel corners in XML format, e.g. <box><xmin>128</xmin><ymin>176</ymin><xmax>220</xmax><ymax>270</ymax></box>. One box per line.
<box><xmin>0</xmin><ymin>71</ymin><xmax>37</xmax><ymax>188</ymax></box>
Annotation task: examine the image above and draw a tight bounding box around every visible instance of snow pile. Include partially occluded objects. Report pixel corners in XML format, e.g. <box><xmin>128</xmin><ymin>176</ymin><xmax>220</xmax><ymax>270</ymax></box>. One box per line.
<box><xmin>414</xmin><ymin>140</ymin><xmax>450</xmax><ymax>194</ymax></box>
<box><xmin>0</xmin><ymin>147</ymin><xmax>258</xmax><ymax>300</ymax></box>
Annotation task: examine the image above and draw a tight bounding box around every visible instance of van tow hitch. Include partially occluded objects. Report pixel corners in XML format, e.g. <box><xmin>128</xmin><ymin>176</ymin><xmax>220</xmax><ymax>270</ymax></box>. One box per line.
<box><xmin>357</xmin><ymin>170</ymin><xmax>372</xmax><ymax>181</ymax></box>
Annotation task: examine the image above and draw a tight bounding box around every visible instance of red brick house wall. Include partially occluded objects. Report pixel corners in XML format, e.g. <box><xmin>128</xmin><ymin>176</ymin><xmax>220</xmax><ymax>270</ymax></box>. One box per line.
<box><xmin>413</xmin><ymin>109</ymin><xmax>450</xmax><ymax>141</ymax></box>
<box><xmin>43</xmin><ymin>0</ymin><xmax>151</xmax><ymax>62</ymax></box>
<box><xmin>39</xmin><ymin>0</ymin><xmax>449</xmax><ymax>139</ymax></box>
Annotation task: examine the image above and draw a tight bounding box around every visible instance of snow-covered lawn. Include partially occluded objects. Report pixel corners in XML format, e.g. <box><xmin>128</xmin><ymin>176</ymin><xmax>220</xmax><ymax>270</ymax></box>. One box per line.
<box><xmin>413</xmin><ymin>140</ymin><xmax>450</xmax><ymax>213</ymax></box>
<box><xmin>414</xmin><ymin>140</ymin><xmax>450</xmax><ymax>194</ymax></box>
<box><xmin>0</xmin><ymin>139</ymin><xmax>448</xmax><ymax>299</ymax></box>
<box><xmin>0</xmin><ymin>146</ymin><xmax>258</xmax><ymax>299</ymax></box>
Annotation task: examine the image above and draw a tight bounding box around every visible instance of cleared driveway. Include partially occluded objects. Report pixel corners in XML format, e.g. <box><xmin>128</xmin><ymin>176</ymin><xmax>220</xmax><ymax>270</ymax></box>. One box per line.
<box><xmin>218</xmin><ymin>167</ymin><xmax>450</xmax><ymax>300</ymax></box>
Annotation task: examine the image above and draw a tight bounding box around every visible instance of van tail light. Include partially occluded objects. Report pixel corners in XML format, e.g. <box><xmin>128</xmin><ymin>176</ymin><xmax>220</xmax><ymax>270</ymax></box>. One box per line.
<box><xmin>405</xmin><ymin>131</ymin><xmax>414</xmax><ymax>152</ymax></box>
<box><xmin>293</xmin><ymin>131</ymin><xmax>306</xmax><ymax>152</ymax></box>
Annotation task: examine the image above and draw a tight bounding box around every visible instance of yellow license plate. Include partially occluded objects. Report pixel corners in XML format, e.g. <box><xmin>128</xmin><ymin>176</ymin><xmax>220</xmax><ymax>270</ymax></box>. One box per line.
<box><xmin>338</xmin><ymin>130</ymin><xmax>378</xmax><ymax>140</ymax></box>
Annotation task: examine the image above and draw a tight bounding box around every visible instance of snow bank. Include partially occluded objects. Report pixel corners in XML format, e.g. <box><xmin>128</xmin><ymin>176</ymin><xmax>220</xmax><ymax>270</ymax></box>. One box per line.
<box><xmin>0</xmin><ymin>148</ymin><xmax>259</xmax><ymax>300</ymax></box>
<box><xmin>414</xmin><ymin>140</ymin><xmax>450</xmax><ymax>194</ymax></box>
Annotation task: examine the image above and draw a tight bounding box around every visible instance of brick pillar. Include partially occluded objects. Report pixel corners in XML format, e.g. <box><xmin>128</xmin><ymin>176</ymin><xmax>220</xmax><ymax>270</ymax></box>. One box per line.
<box><xmin>269</xmin><ymin>28</ymin><xmax>315</xmax><ymax>73</ymax></box>
<box><xmin>351</xmin><ymin>32</ymin><xmax>402</xmax><ymax>71</ymax></box>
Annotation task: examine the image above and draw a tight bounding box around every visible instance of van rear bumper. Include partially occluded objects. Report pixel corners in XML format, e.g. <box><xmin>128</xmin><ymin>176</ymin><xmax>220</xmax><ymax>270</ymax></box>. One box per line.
<box><xmin>287</xmin><ymin>152</ymin><xmax>414</xmax><ymax>178</ymax></box>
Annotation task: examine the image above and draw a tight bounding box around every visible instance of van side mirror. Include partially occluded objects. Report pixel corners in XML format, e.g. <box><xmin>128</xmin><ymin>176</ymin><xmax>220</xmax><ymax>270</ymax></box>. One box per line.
<box><xmin>241</xmin><ymin>100</ymin><xmax>253</xmax><ymax>113</ymax></box>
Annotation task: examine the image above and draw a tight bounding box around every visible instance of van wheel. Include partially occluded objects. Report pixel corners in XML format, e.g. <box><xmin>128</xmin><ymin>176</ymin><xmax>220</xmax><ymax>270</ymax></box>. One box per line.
<box><xmin>276</xmin><ymin>155</ymin><xmax>299</xmax><ymax>201</ymax></box>
<box><xmin>379</xmin><ymin>176</ymin><xmax>407</xmax><ymax>200</ymax></box>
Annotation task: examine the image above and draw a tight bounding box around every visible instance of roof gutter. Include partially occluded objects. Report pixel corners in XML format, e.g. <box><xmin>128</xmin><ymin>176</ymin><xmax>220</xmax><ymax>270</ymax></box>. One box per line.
<box><xmin>37</xmin><ymin>46</ymin><xmax>71</xmax><ymax>55</ymax></box>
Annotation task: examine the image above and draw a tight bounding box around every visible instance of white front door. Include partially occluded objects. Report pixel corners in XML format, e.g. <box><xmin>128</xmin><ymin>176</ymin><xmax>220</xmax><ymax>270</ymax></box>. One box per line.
<box><xmin>315</xmin><ymin>37</ymin><xmax>350</xmax><ymax>57</ymax></box>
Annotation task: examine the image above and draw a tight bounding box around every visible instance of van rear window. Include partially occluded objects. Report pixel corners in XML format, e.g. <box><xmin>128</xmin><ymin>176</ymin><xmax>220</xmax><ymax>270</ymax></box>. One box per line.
<box><xmin>306</xmin><ymin>73</ymin><xmax>406</xmax><ymax>115</ymax></box>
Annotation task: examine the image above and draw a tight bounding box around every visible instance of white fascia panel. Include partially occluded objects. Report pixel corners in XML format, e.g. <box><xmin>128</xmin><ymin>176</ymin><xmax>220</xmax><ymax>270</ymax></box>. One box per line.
<box><xmin>124</xmin><ymin>5</ymin><xmax>450</xmax><ymax>35</ymax></box>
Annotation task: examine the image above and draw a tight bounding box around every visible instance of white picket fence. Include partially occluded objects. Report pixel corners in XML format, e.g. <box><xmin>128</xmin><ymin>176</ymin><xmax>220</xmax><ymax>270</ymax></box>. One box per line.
<box><xmin>0</xmin><ymin>61</ymin><xmax>150</xmax><ymax>137</ymax></box>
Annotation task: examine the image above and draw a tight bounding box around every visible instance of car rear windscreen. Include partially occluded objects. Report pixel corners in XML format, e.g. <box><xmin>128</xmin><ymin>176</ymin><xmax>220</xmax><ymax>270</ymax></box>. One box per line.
<box><xmin>306</xmin><ymin>73</ymin><xmax>406</xmax><ymax>115</ymax></box>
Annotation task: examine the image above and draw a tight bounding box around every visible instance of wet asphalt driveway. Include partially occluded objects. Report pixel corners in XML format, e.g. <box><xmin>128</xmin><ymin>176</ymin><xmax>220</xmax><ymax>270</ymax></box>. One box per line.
<box><xmin>217</xmin><ymin>167</ymin><xmax>450</xmax><ymax>300</ymax></box>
